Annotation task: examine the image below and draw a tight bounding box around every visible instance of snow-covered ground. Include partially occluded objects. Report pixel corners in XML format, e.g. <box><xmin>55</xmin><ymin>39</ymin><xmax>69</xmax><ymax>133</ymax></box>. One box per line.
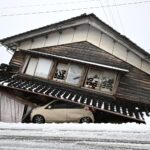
<box><xmin>0</xmin><ymin>117</ymin><xmax>150</xmax><ymax>150</ymax></box>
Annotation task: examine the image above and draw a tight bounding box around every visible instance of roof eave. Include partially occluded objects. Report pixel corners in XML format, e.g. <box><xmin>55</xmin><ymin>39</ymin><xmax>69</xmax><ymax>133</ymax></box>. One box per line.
<box><xmin>0</xmin><ymin>14</ymin><xmax>90</xmax><ymax>45</ymax></box>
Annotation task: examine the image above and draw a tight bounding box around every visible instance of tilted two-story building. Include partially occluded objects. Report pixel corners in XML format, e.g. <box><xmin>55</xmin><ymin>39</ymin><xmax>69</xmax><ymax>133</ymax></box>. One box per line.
<box><xmin>0</xmin><ymin>13</ymin><xmax>150</xmax><ymax>123</ymax></box>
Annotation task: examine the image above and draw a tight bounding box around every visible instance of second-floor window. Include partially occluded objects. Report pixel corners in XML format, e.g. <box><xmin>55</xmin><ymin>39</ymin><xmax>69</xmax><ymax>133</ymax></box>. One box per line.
<box><xmin>22</xmin><ymin>55</ymin><xmax>118</xmax><ymax>94</ymax></box>
<box><xmin>24</xmin><ymin>57</ymin><xmax>53</xmax><ymax>78</ymax></box>
<box><xmin>53</xmin><ymin>62</ymin><xmax>84</xmax><ymax>86</ymax></box>
<box><xmin>84</xmin><ymin>68</ymin><xmax>117</xmax><ymax>93</ymax></box>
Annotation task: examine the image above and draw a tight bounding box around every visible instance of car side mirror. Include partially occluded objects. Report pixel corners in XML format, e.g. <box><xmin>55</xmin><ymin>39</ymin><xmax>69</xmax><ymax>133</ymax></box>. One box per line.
<box><xmin>48</xmin><ymin>105</ymin><xmax>52</xmax><ymax>109</ymax></box>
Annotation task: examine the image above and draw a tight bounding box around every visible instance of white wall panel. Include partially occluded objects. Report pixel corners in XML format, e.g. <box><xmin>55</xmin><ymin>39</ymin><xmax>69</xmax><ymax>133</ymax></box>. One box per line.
<box><xmin>100</xmin><ymin>34</ymin><xmax>114</xmax><ymax>54</ymax></box>
<box><xmin>141</xmin><ymin>61</ymin><xmax>150</xmax><ymax>74</ymax></box>
<box><xmin>127</xmin><ymin>52</ymin><xmax>141</xmax><ymax>68</ymax></box>
<box><xmin>113</xmin><ymin>43</ymin><xmax>127</xmax><ymax>61</ymax></box>
<box><xmin>87</xmin><ymin>26</ymin><xmax>101</xmax><ymax>47</ymax></box>
<box><xmin>59</xmin><ymin>28</ymin><xmax>74</xmax><ymax>45</ymax></box>
<box><xmin>0</xmin><ymin>91</ymin><xmax>25</xmax><ymax>123</ymax></box>
<box><xmin>73</xmin><ymin>24</ymin><xmax>89</xmax><ymax>42</ymax></box>
<box><xmin>31</xmin><ymin>37</ymin><xmax>46</xmax><ymax>49</ymax></box>
<box><xmin>45</xmin><ymin>32</ymin><xmax>60</xmax><ymax>47</ymax></box>
<box><xmin>19</xmin><ymin>40</ymin><xmax>32</xmax><ymax>50</ymax></box>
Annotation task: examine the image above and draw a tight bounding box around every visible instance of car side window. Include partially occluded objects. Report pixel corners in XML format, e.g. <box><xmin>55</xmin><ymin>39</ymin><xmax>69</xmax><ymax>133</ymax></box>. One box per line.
<box><xmin>67</xmin><ymin>102</ymin><xmax>84</xmax><ymax>109</ymax></box>
<box><xmin>50</xmin><ymin>101</ymin><xmax>67</xmax><ymax>109</ymax></box>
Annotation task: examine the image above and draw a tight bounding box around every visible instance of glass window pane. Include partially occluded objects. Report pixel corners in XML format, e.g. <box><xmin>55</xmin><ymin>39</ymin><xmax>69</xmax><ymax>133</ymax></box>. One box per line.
<box><xmin>25</xmin><ymin>57</ymin><xmax>38</xmax><ymax>76</ymax></box>
<box><xmin>84</xmin><ymin>69</ymin><xmax>102</xmax><ymax>90</ymax></box>
<box><xmin>66</xmin><ymin>63</ymin><xmax>84</xmax><ymax>85</ymax></box>
<box><xmin>51</xmin><ymin>101</ymin><xmax>67</xmax><ymax>109</ymax></box>
<box><xmin>53</xmin><ymin>63</ymin><xmax>68</xmax><ymax>82</ymax></box>
<box><xmin>35</xmin><ymin>58</ymin><xmax>53</xmax><ymax>78</ymax></box>
<box><xmin>101</xmin><ymin>71</ymin><xmax>116</xmax><ymax>92</ymax></box>
<box><xmin>67</xmin><ymin>102</ymin><xmax>84</xmax><ymax>108</ymax></box>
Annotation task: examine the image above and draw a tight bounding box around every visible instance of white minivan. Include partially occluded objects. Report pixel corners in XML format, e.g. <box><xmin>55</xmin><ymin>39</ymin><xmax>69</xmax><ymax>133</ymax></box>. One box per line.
<box><xmin>31</xmin><ymin>100</ymin><xmax>94</xmax><ymax>123</ymax></box>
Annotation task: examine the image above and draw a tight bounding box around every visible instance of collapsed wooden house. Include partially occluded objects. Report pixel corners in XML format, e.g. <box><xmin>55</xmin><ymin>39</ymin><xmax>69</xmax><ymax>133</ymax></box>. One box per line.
<box><xmin>0</xmin><ymin>13</ymin><xmax>150</xmax><ymax>123</ymax></box>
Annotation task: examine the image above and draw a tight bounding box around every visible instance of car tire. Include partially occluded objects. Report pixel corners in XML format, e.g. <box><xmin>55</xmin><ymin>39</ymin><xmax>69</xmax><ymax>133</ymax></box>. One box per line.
<box><xmin>32</xmin><ymin>115</ymin><xmax>45</xmax><ymax>124</ymax></box>
<box><xmin>80</xmin><ymin>117</ymin><xmax>92</xmax><ymax>123</ymax></box>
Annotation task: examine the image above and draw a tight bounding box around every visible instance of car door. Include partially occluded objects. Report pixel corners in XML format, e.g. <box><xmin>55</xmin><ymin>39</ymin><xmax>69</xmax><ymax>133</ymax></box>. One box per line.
<box><xmin>66</xmin><ymin>102</ymin><xmax>84</xmax><ymax>122</ymax></box>
<box><xmin>43</xmin><ymin>100</ymin><xmax>67</xmax><ymax>123</ymax></box>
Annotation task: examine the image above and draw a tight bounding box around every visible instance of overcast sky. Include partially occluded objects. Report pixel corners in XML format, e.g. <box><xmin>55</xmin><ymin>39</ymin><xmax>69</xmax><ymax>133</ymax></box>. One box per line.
<box><xmin>0</xmin><ymin>0</ymin><xmax>150</xmax><ymax>64</ymax></box>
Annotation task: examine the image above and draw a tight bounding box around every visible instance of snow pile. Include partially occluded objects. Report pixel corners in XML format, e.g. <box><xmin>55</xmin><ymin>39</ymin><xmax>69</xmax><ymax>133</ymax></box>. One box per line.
<box><xmin>0</xmin><ymin>116</ymin><xmax>149</xmax><ymax>132</ymax></box>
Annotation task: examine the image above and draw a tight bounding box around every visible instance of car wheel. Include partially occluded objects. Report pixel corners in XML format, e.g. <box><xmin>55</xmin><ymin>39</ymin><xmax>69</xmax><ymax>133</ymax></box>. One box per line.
<box><xmin>32</xmin><ymin>115</ymin><xmax>45</xmax><ymax>124</ymax></box>
<box><xmin>80</xmin><ymin>117</ymin><xmax>92</xmax><ymax>123</ymax></box>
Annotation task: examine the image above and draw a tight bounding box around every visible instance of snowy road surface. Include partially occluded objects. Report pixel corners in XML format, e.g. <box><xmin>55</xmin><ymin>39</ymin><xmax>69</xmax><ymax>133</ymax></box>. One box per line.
<box><xmin>0</xmin><ymin>121</ymin><xmax>150</xmax><ymax>150</ymax></box>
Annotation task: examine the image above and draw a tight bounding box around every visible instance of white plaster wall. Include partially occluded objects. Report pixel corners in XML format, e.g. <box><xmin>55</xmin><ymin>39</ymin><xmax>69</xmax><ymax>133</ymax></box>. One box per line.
<box><xmin>99</xmin><ymin>33</ymin><xmax>114</xmax><ymax>54</ymax></box>
<box><xmin>58</xmin><ymin>28</ymin><xmax>75</xmax><ymax>45</ymax></box>
<box><xmin>127</xmin><ymin>51</ymin><xmax>142</xmax><ymax>68</ymax></box>
<box><xmin>87</xmin><ymin>26</ymin><xmax>101</xmax><ymax>47</ymax></box>
<box><xmin>45</xmin><ymin>32</ymin><xmax>60</xmax><ymax>47</ymax></box>
<box><xmin>31</xmin><ymin>37</ymin><xmax>46</xmax><ymax>49</ymax></box>
<box><xmin>72</xmin><ymin>24</ymin><xmax>89</xmax><ymax>42</ymax></box>
<box><xmin>141</xmin><ymin>61</ymin><xmax>150</xmax><ymax>74</ymax></box>
<box><xmin>19</xmin><ymin>40</ymin><xmax>32</xmax><ymax>50</ymax></box>
<box><xmin>113</xmin><ymin>43</ymin><xmax>127</xmax><ymax>61</ymax></box>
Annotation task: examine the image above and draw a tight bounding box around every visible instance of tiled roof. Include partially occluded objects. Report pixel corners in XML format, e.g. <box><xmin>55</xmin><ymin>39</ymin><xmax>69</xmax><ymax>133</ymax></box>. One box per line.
<box><xmin>0</xmin><ymin>69</ymin><xmax>147</xmax><ymax>123</ymax></box>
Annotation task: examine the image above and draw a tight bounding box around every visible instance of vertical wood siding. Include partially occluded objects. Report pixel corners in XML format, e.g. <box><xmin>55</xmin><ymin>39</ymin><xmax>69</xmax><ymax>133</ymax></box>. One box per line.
<box><xmin>10</xmin><ymin>51</ymin><xmax>25</xmax><ymax>72</ymax></box>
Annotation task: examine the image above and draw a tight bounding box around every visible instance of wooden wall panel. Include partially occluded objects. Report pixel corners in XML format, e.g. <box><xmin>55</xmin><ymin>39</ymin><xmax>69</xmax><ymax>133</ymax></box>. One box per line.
<box><xmin>10</xmin><ymin>51</ymin><xmax>25</xmax><ymax>71</ymax></box>
<box><xmin>35</xmin><ymin>42</ymin><xmax>130</xmax><ymax>70</ymax></box>
<box><xmin>117</xmin><ymin>67</ymin><xmax>150</xmax><ymax>104</ymax></box>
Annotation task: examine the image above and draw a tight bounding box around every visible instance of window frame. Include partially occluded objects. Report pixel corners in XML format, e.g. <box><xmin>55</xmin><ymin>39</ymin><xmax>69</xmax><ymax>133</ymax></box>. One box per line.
<box><xmin>52</xmin><ymin>61</ymin><xmax>70</xmax><ymax>82</ymax></box>
<box><xmin>34</xmin><ymin>57</ymin><xmax>54</xmax><ymax>78</ymax></box>
<box><xmin>21</xmin><ymin>55</ymin><xmax>120</xmax><ymax>95</ymax></box>
<box><xmin>83</xmin><ymin>67</ymin><xmax>118</xmax><ymax>95</ymax></box>
<box><xmin>52</xmin><ymin>61</ymin><xmax>85</xmax><ymax>87</ymax></box>
<box><xmin>22</xmin><ymin>55</ymin><xmax>54</xmax><ymax>79</ymax></box>
<box><xmin>23</xmin><ymin>56</ymin><xmax>39</xmax><ymax>76</ymax></box>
